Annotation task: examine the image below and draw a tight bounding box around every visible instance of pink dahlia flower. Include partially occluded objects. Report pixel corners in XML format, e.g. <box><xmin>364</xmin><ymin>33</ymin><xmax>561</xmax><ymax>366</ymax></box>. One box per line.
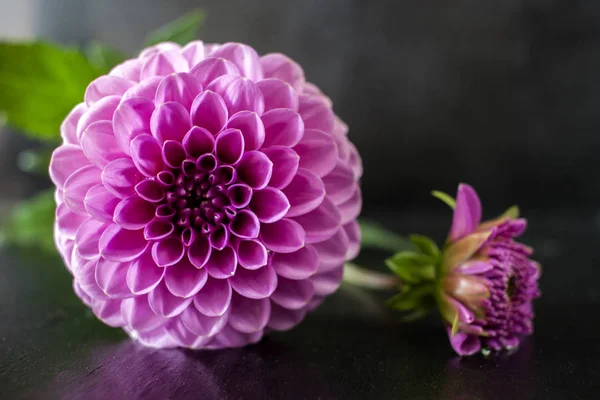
<box><xmin>50</xmin><ymin>41</ymin><xmax>362</xmax><ymax>349</ymax></box>
<box><xmin>438</xmin><ymin>184</ymin><xmax>540</xmax><ymax>356</ymax></box>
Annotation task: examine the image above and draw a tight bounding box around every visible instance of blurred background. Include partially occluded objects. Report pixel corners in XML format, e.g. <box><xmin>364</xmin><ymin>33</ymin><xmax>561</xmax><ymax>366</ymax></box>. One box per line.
<box><xmin>2</xmin><ymin>0</ymin><xmax>598</xmax><ymax>213</ymax></box>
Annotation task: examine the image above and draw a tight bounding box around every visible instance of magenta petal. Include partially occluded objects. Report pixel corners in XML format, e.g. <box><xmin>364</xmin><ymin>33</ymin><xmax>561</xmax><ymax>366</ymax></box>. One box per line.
<box><xmin>164</xmin><ymin>257</ymin><xmax>208</xmax><ymax>298</ymax></box>
<box><xmin>210</xmin><ymin>43</ymin><xmax>263</xmax><ymax>81</ymax></box>
<box><xmin>271</xmin><ymin>244</ymin><xmax>319</xmax><ymax>280</ymax></box>
<box><xmin>190</xmin><ymin>90</ymin><xmax>228</xmax><ymax>134</ymax></box>
<box><xmin>75</xmin><ymin>218</ymin><xmax>108</xmax><ymax>260</ymax></box>
<box><xmin>257</xmin><ymin>78</ymin><xmax>299</xmax><ymax>112</ymax></box>
<box><xmin>261</xmin><ymin>109</ymin><xmax>304</xmax><ymax>148</ymax></box>
<box><xmin>126</xmin><ymin>250</ymin><xmax>165</xmax><ymax>295</ymax></box>
<box><xmin>182</xmin><ymin>126</ymin><xmax>215</xmax><ymax>158</ymax></box>
<box><xmin>155</xmin><ymin>72</ymin><xmax>201</xmax><ymax>110</ymax></box>
<box><xmin>180</xmin><ymin>305</ymin><xmax>228</xmax><ymax>337</ymax></box>
<box><xmin>205</xmin><ymin>246</ymin><xmax>237</xmax><ymax>279</ymax></box>
<box><xmin>343</xmin><ymin>221</ymin><xmax>361</xmax><ymax>260</ymax></box>
<box><xmin>193</xmin><ymin>277</ymin><xmax>232</xmax><ymax>317</ymax></box>
<box><xmin>230</xmin><ymin>265</ymin><xmax>277</xmax><ymax>299</ymax></box>
<box><xmin>312</xmin><ymin>227</ymin><xmax>349</xmax><ymax>270</ymax></box>
<box><xmin>229</xmin><ymin>210</ymin><xmax>260</xmax><ymax>239</ymax></box>
<box><xmin>85</xmin><ymin>75</ymin><xmax>135</xmax><ymax>106</ymax></box>
<box><xmin>227</xmin><ymin>183</ymin><xmax>253</xmax><ymax>208</ymax></box>
<box><xmin>150</xmin><ymin>101</ymin><xmax>191</xmax><ymax>144</ymax></box>
<box><xmin>139</xmin><ymin>42</ymin><xmax>181</xmax><ymax>58</ymax></box>
<box><xmin>148</xmin><ymin>280</ymin><xmax>193</xmax><ymax>318</ymax></box>
<box><xmin>181</xmin><ymin>40</ymin><xmax>205</xmax><ymax>65</ymax></box>
<box><xmin>144</xmin><ymin>220</ymin><xmax>175</xmax><ymax>241</ymax></box>
<box><xmin>262</xmin><ymin>146</ymin><xmax>300</xmax><ymax>189</ymax></box>
<box><xmin>298</xmin><ymin>94</ymin><xmax>334</xmax><ymax>132</ymax></box>
<box><xmin>446</xmin><ymin>327</ymin><xmax>481</xmax><ymax>356</ymax></box>
<box><xmin>267</xmin><ymin>302</ymin><xmax>306</xmax><ymax>331</ymax></box>
<box><xmin>454</xmin><ymin>260</ymin><xmax>494</xmax><ymax>275</ymax></box>
<box><xmin>338</xmin><ymin>187</ymin><xmax>362</xmax><ymax>225</ymax></box>
<box><xmin>99</xmin><ymin>225</ymin><xmax>148</xmax><ymax>262</ymax></box>
<box><xmin>322</xmin><ymin>161</ymin><xmax>356</xmax><ymax>205</ymax></box>
<box><xmin>140</xmin><ymin>50</ymin><xmax>189</xmax><ymax>79</ymax></box>
<box><xmin>63</xmin><ymin>165</ymin><xmax>102</xmax><ymax>215</ymax></box>
<box><xmin>227</xmin><ymin>111</ymin><xmax>265</xmax><ymax>151</ymax></box>
<box><xmin>130</xmin><ymin>134</ymin><xmax>164</xmax><ymax>177</ymax></box>
<box><xmin>292</xmin><ymin>197</ymin><xmax>341</xmax><ymax>244</ymax></box>
<box><xmin>80</xmin><ymin>120</ymin><xmax>126</xmax><ymax>167</ymax></box>
<box><xmin>208</xmin><ymin>224</ymin><xmax>229</xmax><ymax>250</ymax></box>
<box><xmin>449</xmin><ymin>183</ymin><xmax>483</xmax><ymax>242</ymax></box>
<box><xmin>189</xmin><ymin>57</ymin><xmax>241</xmax><ymax>87</ymax></box>
<box><xmin>95</xmin><ymin>258</ymin><xmax>133</xmax><ymax>299</ymax></box>
<box><xmin>49</xmin><ymin>144</ymin><xmax>90</xmax><ymax>190</ymax></box>
<box><xmin>236</xmin><ymin>151</ymin><xmax>273</xmax><ymax>190</ymax></box>
<box><xmin>294</xmin><ymin>129</ymin><xmax>338</xmax><ymax>178</ymax></box>
<box><xmin>110</xmin><ymin>58</ymin><xmax>142</xmax><ymax>81</ymax></box>
<box><xmin>56</xmin><ymin>203</ymin><xmax>87</xmax><ymax>240</ymax></box>
<box><xmin>61</xmin><ymin>103</ymin><xmax>86</xmax><ymax>145</ymax></box>
<box><xmin>260</xmin><ymin>53</ymin><xmax>305</xmax><ymax>91</ymax></box>
<box><xmin>283</xmin><ymin>168</ymin><xmax>326</xmax><ymax>217</ymax></box>
<box><xmin>166</xmin><ymin>317</ymin><xmax>210</xmax><ymax>348</ymax></box>
<box><xmin>228</xmin><ymin>295</ymin><xmax>271</xmax><ymax>333</ymax></box>
<box><xmin>152</xmin><ymin>237</ymin><xmax>185</xmax><ymax>267</ymax></box>
<box><xmin>84</xmin><ymin>184</ymin><xmax>120</xmax><ymax>223</ymax></box>
<box><xmin>122</xmin><ymin>76</ymin><xmax>162</xmax><ymax>101</ymax></box>
<box><xmin>101</xmin><ymin>158</ymin><xmax>143</xmax><ymax>199</ymax></box>
<box><xmin>121</xmin><ymin>294</ymin><xmax>164</xmax><ymax>332</ymax></box>
<box><xmin>77</xmin><ymin>96</ymin><xmax>120</xmax><ymax>140</ymax></box>
<box><xmin>161</xmin><ymin>140</ymin><xmax>187</xmax><ymax>168</ymax></box>
<box><xmin>215</xmin><ymin>75</ymin><xmax>265</xmax><ymax>115</ymax></box>
<box><xmin>188</xmin><ymin>235</ymin><xmax>212</xmax><ymax>268</ymax></box>
<box><xmin>311</xmin><ymin>266</ymin><xmax>344</xmax><ymax>296</ymax></box>
<box><xmin>112</xmin><ymin>97</ymin><xmax>155</xmax><ymax>155</ymax></box>
<box><xmin>213</xmin><ymin>325</ymin><xmax>263</xmax><ymax>348</ymax></box>
<box><xmin>215</xmin><ymin>128</ymin><xmax>245</xmax><ymax>164</ymax></box>
<box><xmin>271</xmin><ymin>277</ymin><xmax>314</xmax><ymax>310</ymax></box>
<box><xmin>92</xmin><ymin>298</ymin><xmax>125</xmax><ymax>327</ymax></box>
<box><xmin>260</xmin><ymin>218</ymin><xmax>305</xmax><ymax>253</ymax></box>
<box><xmin>250</xmin><ymin>187</ymin><xmax>290</xmax><ymax>223</ymax></box>
<box><xmin>113</xmin><ymin>195</ymin><xmax>156</xmax><ymax>229</ymax></box>
<box><xmin>76</xmin><ymin>257</ymin><xmax>107</xmax><ymax>299</ymax></box>
<box><xmin>237</xmin><ymin>240</ymin><xmax>268</xmax><ymax>270</ymax></box>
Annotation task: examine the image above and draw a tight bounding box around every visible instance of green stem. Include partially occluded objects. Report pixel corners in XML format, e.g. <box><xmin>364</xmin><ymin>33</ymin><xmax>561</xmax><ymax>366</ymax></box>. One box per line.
<box><xmin>343</xmin><ymin>263</ymin><xmax>402</xmax><ymax>291</ymax></box>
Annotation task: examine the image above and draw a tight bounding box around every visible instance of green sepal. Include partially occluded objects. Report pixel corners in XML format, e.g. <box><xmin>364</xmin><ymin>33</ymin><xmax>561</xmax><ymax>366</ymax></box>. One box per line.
<box><xmin>442</xmin><ymin>231</ymin><xmax>492</xmax><ymax>273</ymax></box>
<box><xmin>409</xmin><ymin>234</ymin><xmax>440</xmax><ymax>258</ymax></box>
<box><xmin>451</xmin><ymin>313</ymin><xmax>460</xmax><ymax>337</ymax></box>
<box><xmin>85</xmin><ymin>41</ymin><xmax>127</xmax><ymax>73</ymax></box>
<box><xmin>386</xmin><ymin>283</ymin><xmax>435</xmax><ymax>312</ymax></box>
<box><xmin>431</xmin><ymin>190</ymin><xmax>456</xmax><ymax>209</ymax></box>
<box><xmin>144</xmin><ymin>10</ymin><xmax>206</xmax><ymax>47</ymax></box>
<box><xmin>385</xmin><ymin>251</ymin><xmax>436</xmax><ymax>284</ymax></box>
<box><xmin>501</xmin><ymin>205</ymin><xmax>520</xmax><ymax>219</ymax></box>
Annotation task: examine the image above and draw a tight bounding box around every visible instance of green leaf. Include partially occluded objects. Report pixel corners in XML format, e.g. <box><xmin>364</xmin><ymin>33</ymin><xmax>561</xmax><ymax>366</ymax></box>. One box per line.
<box><xmin>359</xmin><ymin>219</ymin><xmax>413</xmax><ymax>253</ymax></box>
<box><xmin>144</xmin><ymin>10</ymin><xmax>206</xmax><ymax>47</ymax></box>
<box><xmin>385</xmin><ymin>251</ymin><xmax>436</xmax><ymax>284</ymax></box>
<box><xmin>409</xmin><ymin>234</ymin><xmax>440</xmax><ymax>258</ymax></box>
<box><xmin>85</xmin><ymin>41</ymin><xmax>127</xmax><ymax>73</ymax></box>
<box><xmin>0</xmin><ymin>189</ymin><xmax>56</xmax><ymax>254</ymax></box>
<box><xmin>0</xmin><ymin>41</ymin><xmax>103</xmax><ymax>139</ymax></box>
<box><xmin>386</xmin><ymin>283</ymin><xmax>434</xmax><ymax>312</ymax></box>
<box><xmin>431</xmin><ymin>190</ymin><xmax>456</xmax><ymax>209</ymax></box>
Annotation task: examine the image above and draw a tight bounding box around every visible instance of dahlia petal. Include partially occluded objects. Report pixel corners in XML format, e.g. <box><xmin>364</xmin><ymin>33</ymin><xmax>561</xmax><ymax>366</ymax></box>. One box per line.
<box><xmin>85</xmin><ymin>75</ymin><xmax>135</xmax><ymax>106</ymax></box>
<box><xmin>49</xmin><ymin>144</ymin><xmax>90</xmax><ymax>189</ymax></box>
<box><xmin>63</xmin><ymin>165</ymin><xmax>102</xmax><ymax>215</ymax></box>
<box><xmin>110</xmin><ymin>59</ymin><xmax>142</xmax><ymax>81</ymax></box>
<box><xmin>113</xmin><ymin>195</ymin><xmax>156</xmax><ymax>229</ymax></box>
<box><xmin>227</xmin><ymin>183</ymin><xmax>253</xmax><ymax>208</ymax></box>
<box><xmin>161</xmin><ymin>140</ymin><xmax>187</xmax><ymax>168</ymax></box>
<box><xmin>95</xmin><ymin>257</ymin><xmax>134</xmax><ymax>299</ymax></box>
<box><xmin>283</xmin><ymin>168</ymin><xmax>326</xmax><ymax>217</ymax></box>
<box><xmin>257</xmin><ymin>78</ymin><xmax>299</xmax><ymax>112</ymax></box>
<box><xmin>148</xmin><ymin>280</ymin><xmax>193</xmax><ymax>318</ymax></box>
<box><xmin>271</xmin><ymin>244</ymin><xmax>319</xmax><ymax>280</ymax></box>
<box><xmin>343</xmin><ymin>221</ymin><xmax>361</xmax><ymax>260</ymax></box>
<box><xmin>446</xmin><ymin>327</ymin><xmax>481</xmax><ymax>356</ymax></box>
<box><xmin>322</xmin><ymin>161</ymin><xmax>356</xmax><ymax>205</ymax></box>
<box><xmin>298</xmin><ymin>94</ymin><xmax>334</xmax><ymax>132</ymax></box>
<box><xmin>112</xmin><ymin>97</ymin><xmax>155</xmax><ymax>155</ymax></box>
<box><xmin>454</xmin><ymin>260</ymin><xmax>494</xmax><ymax>275</ymax></box>
<box><xmin>212</xmin><ymin>325</ymin><xmax>263</xmax><ymax>348</ymax></box>
<box><xmin>311</xmin><ymin>266</ymin><xmax>344</xmax><ymax>296</ymax></box>
<box><xmin>227</xmin><ymin>111</ymin><xmax>265</xmax><ymax>150</ymax></box>
<box><xmin>209</xmin><ymin>224</ymin><xmax>229</xmax><ymax>250</ymax></box>
<box><xmin>261</xmin><ymin>109</ymin><xmax>304</xmax><ymax>148</ymax></box>
<box><xmin>312</xmin><ymin>228</ymin><xmax>350</xmax><ymax>270</ymax></box>
<box><xmin>75</xmin><ymin>218</ymin><xmax>108</xmax><ymax>260</ymax></box>
<box><xmin>164</xmin><ymin>258</ymin><xmax>208</xmax><ymax>298</ymax></box>
<box><xmin>211</xmin><ymin>75</ymin><xmax>265</xmax><ymax>115</ymax></box>
<box><xmin>166</xmin><ymin>317</ymin><xmax>210</xmax><ymax>348</ymax></box>
<box><xmin>229</xmin><ymin>210</ymin><xmax>260</xmax><ymax>239</ymax></box>
<box><xmin>99</xmin><ymin>225</ymin><xmax>148</xmax><ymax>262</ymax></box>
<box><xmin>196</xmin><ymin>153</ymin><xmax>217</xmax><ymax>172</ymax></box>
<box><xmin>293</xmin><ymin>197</ymin><xmax>341</xmax><ymax>244</ymax></box>
<box><xmin>215</xmin><ymin>128</ymin><xmax>245</xmax><ymax>164</ymax></box>
<box><xmin>347</xmin><ymin>142</ymin><xmax>363</xmax><ymax>179</ymax></box>
<box><xmin>182</xmin><ymin>126</ymin><xmax>215</xmax><ymax>158</ymax></box>
<box><xmin>212</xmin><ymin>165</ymin><xmax>236</xmax><ymax>185</ymax></box>
<box><xmin>230</xmin><ymin>264</ymin><xmax>277</xmax><ymax>299</ymax></box>
<box><xmin>152</xmin><ymin>237</ymin><xmax>185</xmax><ymax>267</ymax></box>
<box><xmin>73</xmin><ymin>282</ymin><xmax>92</xmax><ymax>307</ymax></box>
<box><xmin>80</xmin><ymin>120</ymin><xmax>126</xmax><ymax>167</ymax></box>
<box><xmin>337</xmin><ymin>187</ymin><xmax>362</xmax><ymax>225</ymax></box>
<box><xmin>450</xmin><ymin>183</ymin><xmax>483</xmax><ymax>242</ymax></box>
<box><xmin>139</xmin><ymin>42</ymin><xmax>181</xmax><ymax>58</ymax></box>
<box><xmin>236</xmin><ymin>151</ymin><xmax>273</xmax><ymax>190</ymax></box>
<box><xmin>155</xmin><ymin>72</ymin><xmax>202</xmax><ymax>110</ymax></box>
<box><xmin>270</xmin><ymin>277</ymin><xmax>314</xmax><ymax>310</ymax></box>
<box><xmin>267</xmin><ymin>302</ymin><xmax>306</xmax><ymax>331</ymax></box>
<box><xmin>228</xmin><ymin>294</ymin><xmax>271</xmax><ymax>333</ymax></box>
<box><xmin>92</xmin><ymin>298</ymin><xmax>125</xmax><ymax>327</ymax></box>
<box><xmin>295</xmin><ymin>129</ymin><xmax>338</xmax><ymax>178</ymax></box>
<box><xmin>56</xmin><ymin>203</ymin><xmax>88</xmax><ymax>240</ymax></box>
<box><xmin>250</xmin><ymin>187</ymin><xmax>290</xmax><ymax>223</ymax></box>
<box><xmin>122</xmin><ymin>76</ymin><xmax>162</xmax><ymax>101</ymax></box>
<box><xmin>193</xmin><ymin>277</ymin><xmax>232</xmax><ymax>317</ymax></box>
<box><xmin>189</xmin><ymin>57</ymin><xmax>241</xmax><ymax>87</ymax></box>
<box><xmin>130</xmin><ymin>134</ymin><xmax>164</xmax><ymax>177</ymax></box>
<box><xmin>126</xmin><ymin>250</ymin><xmax>165</xmax><ymax>295</ymax></box>
<box><xmin>84</xmin><ymin>184</ymin><xmax>120</xmax><ymax>223</ymax></box>
<box><xmin>140</xmin><ymin>50</ymin><xmax>189</xmax><ymax>79</ymax></box>
<box><xmin>61</xmin><ymin>103</ymin><xmax>87</xmax><ymax>144</ymax></box>
<box><xmin>101</xmin><ymin>158</ymin><xmax>143</xmax><ymax>199</ymax></box>
<box><xmin>260</xmin><ymin>53</ymin><xmax>305</xmax><ymax>91</ymax></box>
<box><xmin>76</xmin><ymin>258</ymin><xmax>107</xmax><ymax>299</ymax></box>
<box><xmin>151</xmin><ymin>101</ymin><xmax>191</xmax><ymax>144</ymax></box>
<box><xmin>210</xmin><ymin>43</ymin><xmax>263</xmax><ymax>81</ymax></box>
<box><xmin>180</xmin><ymin>305</ymin><xmax>229</xmax><ymax>337</ymax></box>
<box><xmin>445</xmin><ymin>295</ymin><xmax>475</xmax><ymax>324</ymax></box>
<box><xmin>144</xmin><ymin>220</ymin><xmax>174</xmax><ymax>241</ymax></box>
<box><xmin>205</xmin><ymin>246</ymin><xmax>237</xmax><ymax>278</ymax></box>
<box><xmin>236</xmin><ymin>240</ymin><xmax>268</xmax><ymax>270</ymax></box>
<box><xmin>188</xmin><ymin>235</ymin><xmax>212</xmax><ymax>268</ymax></box>
<box><xmin>181</xmin><ymin>40</ymin><xmax>206</xmax><ymax>66</ymax></box>
<box><xmin>77</xmin><ymin>96</ymin><xmax>120</xmax><ymax>140</ymax></box>
<box><xmin>260</xmin><ymin>218</ymin><xmax>305</xmax><ymax>253</ymax></box>
<box><xmin>262</xmin><ymin>146</ymin><xmax>300</xmax><ymax>189</ymax></box>
<box><xmin>190</xmin><ymin>90</ymin><xmax>228</xmax><ymax>134</ymax></box>
<box><xmin>121</xmin><ymin>294</ymin><xmax>165</xmax><ymax>332</ymax></box>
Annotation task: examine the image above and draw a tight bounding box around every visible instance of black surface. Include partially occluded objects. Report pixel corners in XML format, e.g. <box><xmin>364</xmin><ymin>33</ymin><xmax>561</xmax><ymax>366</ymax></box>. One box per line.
<box><xmin>1</xmin><ymin>210</ymin><xmax>599</xmax><ymax>400</ymax></box>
